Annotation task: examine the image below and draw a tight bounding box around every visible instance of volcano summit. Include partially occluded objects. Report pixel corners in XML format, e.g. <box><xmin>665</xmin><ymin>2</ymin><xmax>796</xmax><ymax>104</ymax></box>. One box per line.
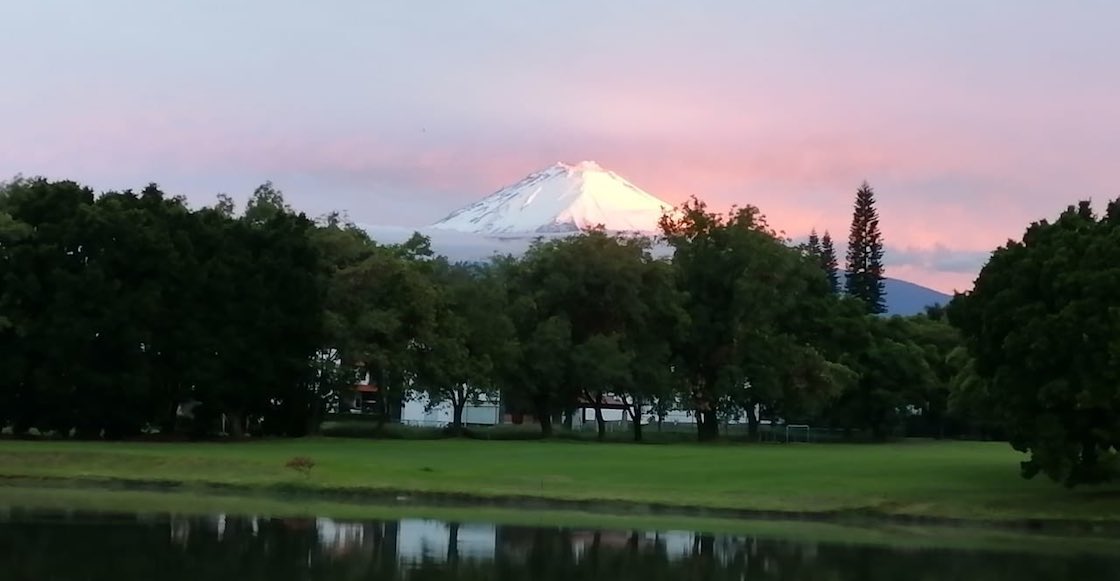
<box><xmin>431</xmin><ymin>161</ymin><xmax>674</xmax><ymax>235</ymax></box>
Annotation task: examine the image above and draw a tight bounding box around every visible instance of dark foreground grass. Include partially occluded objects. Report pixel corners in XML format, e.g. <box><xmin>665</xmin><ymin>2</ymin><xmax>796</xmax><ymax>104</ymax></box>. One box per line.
<box><xmin>1</xmin><ymin>438</ymin><xmax>1118</xmax><ymax>523</ymax></box>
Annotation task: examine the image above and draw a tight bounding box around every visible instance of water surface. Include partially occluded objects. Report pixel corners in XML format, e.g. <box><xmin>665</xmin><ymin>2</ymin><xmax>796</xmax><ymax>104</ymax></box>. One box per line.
<box><xmin>1</xmin><ymin>509</ymin><xmax>1117</xmax><ymax>580</ymax></box>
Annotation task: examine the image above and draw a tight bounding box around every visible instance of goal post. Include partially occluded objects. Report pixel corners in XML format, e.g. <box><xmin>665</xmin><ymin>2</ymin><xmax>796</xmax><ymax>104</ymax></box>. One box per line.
<box><xmin>785</xmin><ymin>424</ymin><xmax>811</xmax><ymax>443</ymax></box>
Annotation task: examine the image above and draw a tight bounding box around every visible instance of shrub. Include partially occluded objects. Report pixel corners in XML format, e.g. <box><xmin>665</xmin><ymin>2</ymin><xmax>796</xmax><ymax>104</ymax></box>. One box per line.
<box><xmin>319</xmin><ymin>421</ymin><xmax>446</xmax><ymax>440</ymax></box>
<box><xmin>284</xmin><ymin>456</ymin><xmax>315</xmax><ymax>477</ymax></box>
<box><xmin>463</xmin><ymin>424</ymin><xmax>547</xmax><ymax>441</ymax></box>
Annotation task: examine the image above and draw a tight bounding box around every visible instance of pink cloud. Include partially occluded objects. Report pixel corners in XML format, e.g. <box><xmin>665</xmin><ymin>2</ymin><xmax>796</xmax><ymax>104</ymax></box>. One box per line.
<box><xmin>6</xmin><ymin>88</ymin><xmax>1111</xmax><ymax>296</ymax></box>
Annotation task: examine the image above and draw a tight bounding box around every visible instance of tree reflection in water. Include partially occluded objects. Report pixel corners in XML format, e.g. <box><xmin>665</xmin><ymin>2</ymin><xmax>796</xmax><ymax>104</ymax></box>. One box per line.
<box><xmin>0</xmin><ymin>510</ymin><xmax>1116</xmax><ymax>580</ymax></box>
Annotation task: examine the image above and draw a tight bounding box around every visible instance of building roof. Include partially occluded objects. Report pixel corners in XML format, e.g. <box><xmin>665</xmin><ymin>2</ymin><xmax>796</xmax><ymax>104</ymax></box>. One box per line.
<box><xmin>577</xmin><ymin>393</ymin><xmax>628</xmax><ymax>409</ymax></box>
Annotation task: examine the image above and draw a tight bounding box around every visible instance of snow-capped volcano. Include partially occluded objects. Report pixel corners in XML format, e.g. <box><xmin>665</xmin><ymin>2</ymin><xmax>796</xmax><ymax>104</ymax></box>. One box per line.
<box><xmin>431</xmin><ymin>161</ymin><xmax>674</xmax><ymax>235</ymax></box>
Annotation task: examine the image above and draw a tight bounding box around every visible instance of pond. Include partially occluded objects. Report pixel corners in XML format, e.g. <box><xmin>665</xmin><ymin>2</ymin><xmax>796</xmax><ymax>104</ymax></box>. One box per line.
<box><xmin>1</xmin><ymin>509</ymin><xmax>1118</xmax><ymax>580</ymax></box>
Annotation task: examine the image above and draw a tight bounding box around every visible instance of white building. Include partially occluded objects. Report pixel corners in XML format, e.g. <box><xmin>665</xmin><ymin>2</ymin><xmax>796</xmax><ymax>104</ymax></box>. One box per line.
<box><xmin>400</xmin><ymin>392</ymin><xmax>501</xmax><ymax>427</ymax></box>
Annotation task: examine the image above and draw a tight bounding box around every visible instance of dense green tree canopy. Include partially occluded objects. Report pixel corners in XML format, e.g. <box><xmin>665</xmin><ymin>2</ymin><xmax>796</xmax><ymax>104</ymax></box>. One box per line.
<box><xmin>949</xmin><ymin>199</ymin><xmax>1120</xmax><ymax>486</ymax></box>
<box><xmin>412</xmin><ymin>259</ymin><xmax>515</xmax><ymax>432</ymax></box>
<box><xmin>660</xmin><ymin>197</ymin><xmax>853</xmax><ymax>440</ymax></box>
<box><xmin>0</xmin><ymin>178</ymin><xmax>325</xmax><ymax>437</ymax></box>
<box><xmin>493</xmin><ymin>230</ymin><xmax>684</xmax><ymax>439</ymax></box>
<box><xmin>827</xmin><ymin>316</ymin><xmax>937</xmax><ymax>440</ymax></box>
<box><xmin>1</xmin><ymin>173</ymin><xmax>991</xmax><ymax>456</ymax></box>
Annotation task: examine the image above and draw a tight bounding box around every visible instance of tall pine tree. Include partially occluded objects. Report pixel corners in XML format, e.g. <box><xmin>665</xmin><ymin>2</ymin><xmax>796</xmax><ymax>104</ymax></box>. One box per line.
<box><xmin>845</xmin><ymin>181</ymin><xmax>886</xmax><ymax>313</ymax></box>
<box><xmin>806</xmin><ymin>229</ymin><xmax>822</xmax><ymax>257</ymax></box>
<box><xmin>804</xmin><ymin>229</ymin><xmax>840</xmax><ymax>294</ymax></box>
<box><xmin>820</xmin><ymin>231</ymin><xmax>840</xmax><ymax>294</ymax></box>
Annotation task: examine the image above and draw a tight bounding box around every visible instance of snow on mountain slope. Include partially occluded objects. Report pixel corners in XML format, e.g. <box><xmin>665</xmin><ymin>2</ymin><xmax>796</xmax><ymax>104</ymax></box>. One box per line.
<box><xmin>431</xmin><ymin>161</ymin><xmax>674</xmax><ymax>235</ymax></box>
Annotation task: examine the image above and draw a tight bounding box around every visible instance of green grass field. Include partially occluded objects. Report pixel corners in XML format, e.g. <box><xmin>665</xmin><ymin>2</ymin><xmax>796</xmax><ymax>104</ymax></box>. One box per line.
<box><xmin>1</xmin><ymin>438</ymin><xmax>1118</xmax><ymax>523</ymax></box>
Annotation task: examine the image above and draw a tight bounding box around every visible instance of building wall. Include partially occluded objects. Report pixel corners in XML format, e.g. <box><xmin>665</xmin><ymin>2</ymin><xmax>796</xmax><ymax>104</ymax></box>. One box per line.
<box><xmin>579</xmin><ymin>407</ymin><xmax>627</xmax><ymax>423</ymax></box>
<box><xmin>400</xmin><ymin>392</ymin><xmax>501</xmax><ymax>426</ymax></box>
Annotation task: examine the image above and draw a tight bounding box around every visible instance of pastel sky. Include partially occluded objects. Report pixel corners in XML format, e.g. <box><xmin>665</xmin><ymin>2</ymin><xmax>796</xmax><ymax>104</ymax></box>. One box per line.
<box><xmin>3</xmin><ymin>1</ymin><xmax>1118</xmax><ymax>293</ymax></box>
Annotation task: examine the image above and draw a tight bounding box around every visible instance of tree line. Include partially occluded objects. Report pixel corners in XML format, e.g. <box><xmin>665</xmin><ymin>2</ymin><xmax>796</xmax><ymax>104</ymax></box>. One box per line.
<box><xmin>2</xmin><ymin>175</ymin><xmax>1116</xmax><ymax>486</ymax></box>
<box><xmin>0</xmin><ymin>176</ymin><xmax>965</xmax><ymax>442</ymax></box>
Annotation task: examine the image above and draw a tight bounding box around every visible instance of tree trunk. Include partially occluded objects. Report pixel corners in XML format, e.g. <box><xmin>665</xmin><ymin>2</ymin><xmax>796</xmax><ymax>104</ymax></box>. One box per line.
<box><xmin>698</xmin><ymin>534</ymin><xmax>715</xmax><ymax>557</ymax></box>
<box><xmin>375</xmin><ymin>369</ymin><xmax>389</xmax><ymax>430</ymax></box>
<box><xmin>563</xmin><ymin>408</ymin><xmax>575</xmax><ymax>430</ymax></box>
<box><xmin>535</xmin><ymin>398</ymin><xmax>554</xmax><ymax>436</ymax></box>
<box><xmin>697</xmin><ymin>410</ymin><xmax>719</xmax><ymax>442</ymax></box>
<box><xmin>226</xmin><ymin>411</ymin><xmax>245</xmax><ymax>438</ymax></box>
<box><xmin>451</xmin><ymin>398</ymin><xmax>466</xmax><ymax>437</ymax></box>
<box><xmin>693</xmin><ymin>381</ymin><xmax>719</xmax><ymax>442</ymax></box>
<box><xmin>306</xmin><ymin>397</ymin><xmax>324</xmax><ymax>436</ymax></box>
<box><xmin>745</xmin><ymin>405</ymin><xmax>759</xmax><ymax>441</ymax></box>
<box><xmin>625</xmin><ymin>396</ymin><xmax>643</xmax><ymax>442</ymax></box>
<box><xmin>161</xmin><ymin>400</ymin><xmax>178</xmax><ymax>436</ymax></box>
<box><xmin>592</xmin><ymin>391</ymin><xmax>606</xmax><ymax>442</ymax></box>
<box><xmin>447</xmin><ymin>522</ymin><xmax>460</xmax><ymax>563</ymax></box>
<box><xmin>376</xmin><ymin>391</ymin><xmax>387</xmax><ymax>430</ymax></box>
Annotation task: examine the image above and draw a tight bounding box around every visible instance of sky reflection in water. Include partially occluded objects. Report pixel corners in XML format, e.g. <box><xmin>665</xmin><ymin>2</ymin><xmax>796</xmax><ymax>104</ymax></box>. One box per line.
<box><xmin>1</xmin><ymin>510</ymin><xmax>1118</xmax><ymax>580</ymax></box>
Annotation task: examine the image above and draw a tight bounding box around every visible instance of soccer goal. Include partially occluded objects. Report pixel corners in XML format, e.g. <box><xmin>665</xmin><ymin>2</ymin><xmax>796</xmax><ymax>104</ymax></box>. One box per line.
<box><xmin>785</xmin><ymin>424</ymin><xmax>811</xmax><ymax>443</ymax></box>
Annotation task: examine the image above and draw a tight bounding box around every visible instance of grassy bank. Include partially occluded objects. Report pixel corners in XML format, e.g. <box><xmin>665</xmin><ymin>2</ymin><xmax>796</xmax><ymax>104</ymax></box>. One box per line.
<box><xmin>1</xmin><ymin>438</ymin><xmax>1118</xmax><ymax>524</ymax></box>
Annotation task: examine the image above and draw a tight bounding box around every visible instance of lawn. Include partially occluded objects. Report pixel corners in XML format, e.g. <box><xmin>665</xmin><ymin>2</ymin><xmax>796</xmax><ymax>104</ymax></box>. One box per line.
<box><xmin>1</xmin><ymin>437</ymin><xmax>1118</xmax><ymax>523</ymax></box>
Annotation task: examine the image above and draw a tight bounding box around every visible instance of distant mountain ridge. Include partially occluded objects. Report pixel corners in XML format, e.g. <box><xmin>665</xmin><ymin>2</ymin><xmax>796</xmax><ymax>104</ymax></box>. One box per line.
<box><xmin>881</xmin><ymin>278</ymin><xmax>951</xmax><ymax>316</ymax></box>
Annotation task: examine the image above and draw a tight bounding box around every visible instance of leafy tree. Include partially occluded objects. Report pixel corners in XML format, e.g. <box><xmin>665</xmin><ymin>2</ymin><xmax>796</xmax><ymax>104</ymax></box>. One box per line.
<box><xmin>944</xmin><ymin>345</ymin><xmax>1003</xmax><ymax>439</ymax></box>
<box><xmin>894</xmin><ymin>315</ymin><xmax>962</xmax><ymax>439</ymax></box>
<box><xmin>0</xmin><ymin>179</ymin><xmax>198</xmax><ymax>437</ymax></box>
<box><xmin>923</xmin><ymin>303</ymin><xmax>947</xmax><ymax>321</ymax></box>
<box><xmin>243</xmin><ymin>181</ymin><xmax>291</xmax><ymax>225</ymax></box>
<box><xmin>0</xmin><ymin>179</ymin><xmax>33</xmax><ymax>430</ymax></box>
<box><xmin>213</xmin><ymin>193</ymin><xmax>236</xmax><ymax>217</ymax></box>
<box><xmin>617</xmin><ymin>257</ymin><xmax>688</xmax><ymax>441</ymax></box>
<box><xmin>0</xmin><ymin>176</ymin><xmax>428</xmax><ymax>439</ymax></box>
<box><xmin>188</xmin><ymin>198</ymin><xmax>325</xmax><ymax>437</ymax></box>
<box><xmin>248</xmin><ymin>209</ymin><xmax>327</xmax><ymax>436</ymax></box>
<box><xmin>948</xmin><ymin>199</ymin><xmax>1120</xmax><ymax>486</ymax></box>
<box><xmin>327</xmin><ymin>232</ymin><xmax>439</xmax><ymax>427</ymax></box>
<box><xmin>845</xmin><ymin>182</ymin><xmax>886</xmax><ymax>313</ymax></box>
<box><xmin>660</xmin><ymin>197</ymin><xmax>849</xmax><ymax>441</ymax></box>
<box><xmin>307</xmin><ymin>217</ymin><xmax>381</xmax><ymax>423</ymax></box>
<box><xmin>506</xmin><ymin>230</ymin><xmax>672</xmax><ymax>440</ymax></box>
<box><xmin>570</xmin><ymin>334</ymin><xmax>633</xmax><ymax>439</ymax></box>
<box><xmin>828</xmin><ymin>316</ymin><xmax>937</xmax><ymax>440</ymax></box>
<box><xmin>0</xmin><ymin>178</ymin><xmax>102</xmax><ymax>435</ymax></box>
<box><xmin>412</xmin><ymin>260</ymin><xmax>515</xmax><ymax>434</ymax></box>
<box><xmin>495</xmin><ymin>254</ymin><xmax>576</xmax><ymax>436</ymax></box>
<box><xmin>75</xmin><ymin>186</ymin><xmax>195</xmax><ymax>437</ymax></box>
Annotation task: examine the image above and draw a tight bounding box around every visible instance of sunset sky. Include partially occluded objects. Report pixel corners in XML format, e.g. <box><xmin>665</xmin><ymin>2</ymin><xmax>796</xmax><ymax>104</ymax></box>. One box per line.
<box><xmin>3</xmin><ymin>1</ymin><xmax>1118</xmax><ymax>292</ymax></box>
